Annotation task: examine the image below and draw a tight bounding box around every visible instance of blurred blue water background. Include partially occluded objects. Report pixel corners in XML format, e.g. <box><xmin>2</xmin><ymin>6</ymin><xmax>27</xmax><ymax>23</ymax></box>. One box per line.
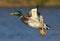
<box><xmin>0</xmin><ymin>7</ymin><xmax>60</xmax><ymax>41</ymax></box>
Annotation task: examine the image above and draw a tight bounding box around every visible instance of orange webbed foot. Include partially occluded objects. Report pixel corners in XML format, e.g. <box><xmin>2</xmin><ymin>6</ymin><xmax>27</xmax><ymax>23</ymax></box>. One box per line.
<box><xmin>40</xmin><ymin>28</ymin><xmax>46</xmax><ymax>36</ymax></box>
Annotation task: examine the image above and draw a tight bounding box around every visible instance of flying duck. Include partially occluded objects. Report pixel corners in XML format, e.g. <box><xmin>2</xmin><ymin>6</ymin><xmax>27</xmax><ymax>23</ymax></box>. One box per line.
<box><xmin>10</xmin><ymin>6</ymin><xmax>51</xmax><ymax>36</ymax></box>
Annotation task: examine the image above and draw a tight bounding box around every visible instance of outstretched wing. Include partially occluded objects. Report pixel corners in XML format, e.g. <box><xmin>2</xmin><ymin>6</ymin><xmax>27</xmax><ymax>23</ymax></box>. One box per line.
<box><xmin>28</xmin><ymin>8</ymin><xmax>39</xmax><ymax>21</ymax></box>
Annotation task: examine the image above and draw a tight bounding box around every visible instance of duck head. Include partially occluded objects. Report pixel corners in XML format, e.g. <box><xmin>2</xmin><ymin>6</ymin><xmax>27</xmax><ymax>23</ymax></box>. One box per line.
<box><xmin>10</xmin><ymin>11</ymin><xmax>23</xmax><ymax>17</ymax></box>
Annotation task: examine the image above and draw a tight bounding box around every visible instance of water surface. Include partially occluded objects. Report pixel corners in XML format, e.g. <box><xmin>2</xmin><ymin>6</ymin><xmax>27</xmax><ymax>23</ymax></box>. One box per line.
<box><xmin>0</xmin><ymin>7</ymin><xmax>60</xmax><ymax>41</ymax></box>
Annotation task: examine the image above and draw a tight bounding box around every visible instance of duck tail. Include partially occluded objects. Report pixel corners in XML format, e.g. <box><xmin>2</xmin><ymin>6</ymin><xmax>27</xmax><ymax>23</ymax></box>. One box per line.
<box><xmin>46</xmin><ymin>24</ymin><xmax>51</xmax><ymax>30</ymax></box>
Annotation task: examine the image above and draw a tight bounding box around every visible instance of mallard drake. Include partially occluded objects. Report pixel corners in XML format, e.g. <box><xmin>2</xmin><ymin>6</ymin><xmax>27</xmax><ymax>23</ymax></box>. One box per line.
<box><xmin>10</xmin><ymin>7</ymin><xmax>51</xmax><ymax>36</ymax></box>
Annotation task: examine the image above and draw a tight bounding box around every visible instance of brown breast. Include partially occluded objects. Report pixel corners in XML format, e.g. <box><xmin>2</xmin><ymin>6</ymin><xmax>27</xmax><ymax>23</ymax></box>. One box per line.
<box><xmin>20</xmin><ymin>16</ymin><xmax>29</xmax><ymax>24</ymax></box>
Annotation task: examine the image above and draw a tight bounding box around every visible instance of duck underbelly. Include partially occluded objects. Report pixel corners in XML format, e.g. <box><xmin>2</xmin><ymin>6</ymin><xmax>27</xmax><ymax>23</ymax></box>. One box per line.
<box><xmin>28</xmin><ymin>20</ymin><xmax>43</xmax><ymax>28</ymax></box>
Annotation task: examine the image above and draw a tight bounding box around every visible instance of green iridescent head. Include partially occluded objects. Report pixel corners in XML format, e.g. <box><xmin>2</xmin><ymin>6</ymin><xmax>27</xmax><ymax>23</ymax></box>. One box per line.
<box><xmin>10</xmin><ymin>11</ymin><xmax>23</xmax><ymax>17</ymax></box>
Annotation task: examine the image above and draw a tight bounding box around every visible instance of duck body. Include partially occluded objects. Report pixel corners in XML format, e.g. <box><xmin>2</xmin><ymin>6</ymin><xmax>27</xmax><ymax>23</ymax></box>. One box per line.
<box><xmin>19</xmin><ymin>15</ymin><xmax>46</xmax><ymax>29</ymax></box>
<box><xmin>28</xmin><ymin>18</ymin><xmax>42</xmax><ymax>28</ymax></box>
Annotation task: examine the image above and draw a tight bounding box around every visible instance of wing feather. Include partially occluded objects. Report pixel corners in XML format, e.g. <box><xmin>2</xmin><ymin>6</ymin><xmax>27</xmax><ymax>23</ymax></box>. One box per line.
<box><xmin>28</xmin><ymin>8</ymin><xmax>39</xmax><ymax>21</ymax></box>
